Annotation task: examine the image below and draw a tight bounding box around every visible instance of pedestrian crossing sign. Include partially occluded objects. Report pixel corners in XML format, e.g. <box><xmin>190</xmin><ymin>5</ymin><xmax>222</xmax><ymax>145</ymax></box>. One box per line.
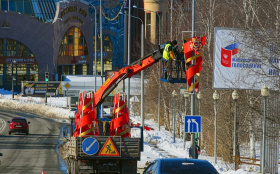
<box><xmin>98</xmin><ymin>137</ymin><xmax>120</xmax><ymax>156</ymax></box>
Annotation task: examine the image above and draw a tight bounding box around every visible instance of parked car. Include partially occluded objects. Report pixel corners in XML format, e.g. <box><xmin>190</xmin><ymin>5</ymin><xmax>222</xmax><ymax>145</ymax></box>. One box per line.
<box><xmin>143</xmin><ymin>158</ymin><xmax>219</xmax><ymax>174</ymax></box>
<box><xmin>8</xmin><ymin>117</ymin><xmax>30</xmax><ymax>135</ymax></box>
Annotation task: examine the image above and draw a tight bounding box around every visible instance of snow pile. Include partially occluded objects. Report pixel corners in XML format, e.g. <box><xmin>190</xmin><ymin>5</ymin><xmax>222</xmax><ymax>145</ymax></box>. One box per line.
<box><xmin>0</xmin><ymin>98</ymin><xmax>72</xmax><ymax>119</ymax></box>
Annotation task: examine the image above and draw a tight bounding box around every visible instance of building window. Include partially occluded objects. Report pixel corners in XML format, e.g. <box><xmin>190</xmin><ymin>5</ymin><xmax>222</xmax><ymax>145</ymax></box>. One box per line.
<box><xmin>60</xmin><ymin>27</ymin><xmax>88</xmax><ymax>57</ymax></box>
<box><xmin>93</xmin><ymin>36</ymin><xmax>101</xmax><ymax>51</ymax></box>
<box><xmin>0</xmin><ymin>39</ymin><xmax>3</xmax><ymax>57</ymax></box>
<box><xmin>0</xmin><ymin>38</ymin><xmax>34</xmax><ymax>58</ymax></box>
<box><xmin>104</xmin><ymin>36</ymin><xmax>112</xmax><ymax>52</ymax></box>
<box><xmin>146</xmin><ymin>12</ymin><xmax>151</xmax><ymax>25</ymax></box>
<box><xmin>156</xmin><ymin>13</ymin><xmax>161</xmax><ymax>45</ymax></box>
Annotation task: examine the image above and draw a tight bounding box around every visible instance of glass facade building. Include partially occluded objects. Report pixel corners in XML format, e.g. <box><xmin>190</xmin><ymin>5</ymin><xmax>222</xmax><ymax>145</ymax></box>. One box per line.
<box><xmin>0</xmin><ymin>0</ymin><xmax>131</xmax><ymax>92</ymax></box>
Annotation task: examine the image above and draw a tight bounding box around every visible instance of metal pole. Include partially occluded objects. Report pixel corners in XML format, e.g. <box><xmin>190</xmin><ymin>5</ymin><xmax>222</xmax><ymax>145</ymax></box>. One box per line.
<box><xmin>170</xmin><ymin>0</ymin><xmax>173</xmax><ymax>40</ymax></box>
<box><xmin>173</xmin><ymin>96</ymin><xmax>175</xmax><ymax>143</ymax></box>
<box><xmin>262</xmin><ymin>96</ymin><xmax>267</xmax><ymax>174</ymax></box>
<box><xmin>214</xmin><ymin>99</ymin><xmax>217</xmax><ymax>163</ymax></box>
<box><xmin>141</xmin><ymin>22</ymin><xmax>144</xmax><ymax>128</ymax></box>
<box><xmin>127</xmin><ymin>0</ymin><xmax>131</xmax><ymax>113</ymax></box>
<box><xmin>94</xmin><ymin>6</ymin><xmax>97</xmax><ymax>92</ymax></box>
<box><xmin>198</xmin><ymin>98</ymin><xmax>201</xmax><ymax>147</ymax></box>
<box><xmin>12</xmin><ymin>61</ymin><xmax>14</xmax><ymax>99</ymax></box>
<box><xmin>183</xmin><ymin>95</ymin><xmax>188</xmax><ymax>149</ymax></box>
<box><xmin>157</xmin><ymin>12</ymin><xmax>161</xmax><ymax>131</ymax></box>
<box><xmin>234</xmin><ymin>99</ymin><xmax>237</xmax><ymax>170</ymax></box>
<box><xmin>133</xmin><ymin>7</ymin><xmax>161</xmax><ymax>130</ymax></box>
<box><xmin>100</xmin><ymin>0</ymin><xmax>104</xmax><ymax>118</ymax></box>
<box><xmin>191</xmin><ymin>0</ymin><xmax>196</xmax><ymax>160</ymax></box>
<box><xmin>68</xmin><ymin>97</ymin><xmax>71</xmax><ymax>109</ymax></box>
<box><xmin>45</xmin><ymin>65</ymin><xmax>48</xmax><ymax>104</ymax></box>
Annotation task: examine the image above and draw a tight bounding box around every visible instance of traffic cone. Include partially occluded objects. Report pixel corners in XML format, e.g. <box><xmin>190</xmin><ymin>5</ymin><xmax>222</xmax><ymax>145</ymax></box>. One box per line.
<box><xmin>42</xmin><ymin>170</ymin><xmax>45</xmax><ymax>174</ymax></box>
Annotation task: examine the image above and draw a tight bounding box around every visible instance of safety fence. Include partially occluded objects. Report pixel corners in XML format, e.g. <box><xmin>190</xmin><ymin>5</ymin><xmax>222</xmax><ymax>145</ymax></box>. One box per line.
<box><xmin>234</xmin><ymin>155</ymin><xmax>280</xmax><ymax>170</ymax></box>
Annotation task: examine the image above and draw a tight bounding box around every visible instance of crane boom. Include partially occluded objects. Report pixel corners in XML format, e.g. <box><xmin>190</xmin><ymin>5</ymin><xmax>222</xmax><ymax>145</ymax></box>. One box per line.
<box><xmin>94</xmin><ymin>50</ymin><xmax>162</xmax><ymax>109</ymax></box>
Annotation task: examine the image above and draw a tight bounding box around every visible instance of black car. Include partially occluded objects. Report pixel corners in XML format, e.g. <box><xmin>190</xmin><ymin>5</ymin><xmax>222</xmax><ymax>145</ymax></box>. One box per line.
<box><xmin>143</xmin><ymin>158</ymin><xmax>219</xmax><ymax>174</ymax></box>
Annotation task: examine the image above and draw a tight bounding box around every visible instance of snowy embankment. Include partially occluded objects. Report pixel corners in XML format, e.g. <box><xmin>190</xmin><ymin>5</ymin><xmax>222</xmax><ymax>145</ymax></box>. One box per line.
<box><xmin>0</xmin><ymin>97</ymin><xmax>72</xmax><ymax>119</ymax></box>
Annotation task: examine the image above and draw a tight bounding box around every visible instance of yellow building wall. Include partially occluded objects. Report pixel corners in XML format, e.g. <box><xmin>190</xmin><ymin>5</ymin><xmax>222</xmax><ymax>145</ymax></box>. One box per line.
<box><xmin>144</xmin><ymin>0</ymin><xmax>168</xmax><ymax>45</ymax></box>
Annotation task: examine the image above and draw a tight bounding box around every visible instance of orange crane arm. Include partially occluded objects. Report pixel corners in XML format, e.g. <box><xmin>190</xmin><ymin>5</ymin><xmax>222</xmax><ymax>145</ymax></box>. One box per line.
<box><xmin>94</xmin><ymin>50</ymin><xmax>162</xmax><ymax>108</ymax></box>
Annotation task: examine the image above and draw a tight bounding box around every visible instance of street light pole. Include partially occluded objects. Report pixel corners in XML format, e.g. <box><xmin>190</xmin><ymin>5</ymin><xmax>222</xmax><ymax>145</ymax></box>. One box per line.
<box><xmin>100</xmin><ymin>0</ymin><xmax>104</xmax><ymax>118</ymax></box>
<box><xmin>190</xmin><ymin>0</ymin><xmax>196</xmax><ymax>160</ymax></box>
<box><xmin>172</xmin><ymin>90</ymin><xmax>178</xmax><ymax>143</ymax></box>
<box><xmin>183</xmin><ymin>93</ymin><xmax>189</xmax><ymax>149</ymax></box>
<box><xmin>213</xmin><ymin>90</ymin><xmax>219</xmax><ymax>163</ymax></box>
<box><xmin>232</xmin><ymin>90</ymin><xmax>239</xmax><ymax>171</ymax></box>
<box><xmin>132</xmin><ymin>5</ymin><xmax>162</xmax><ymax>130</ymax></box>
<box><xmin>89</xmin><ymin>4</ymin><xmax>97</xmax><ymax>92</ymax></box>
<box><xmin>140</xmin><ymin>21</ymin><xmax>144</xmax><ymax>129</ymax></box>
<box><xmin>11</xmin><ymin>60</ymin><xmax>16</xmax><ymax>99</ymax></box>
<box><xmin>127</xmin><ymin>0</ymin><xmax>131</xmax><ymax>114</ymax></box>
<box><xmin>120</xmin><ymin>12</ymin><xmax>144</xmax><ymax>128</ymax></box>
<box><xmin>197</xmin><ymin>91</ymin><xmax>202</xmax><ymax>147</ymax></box>
<box><xmin>261</xmin><ymin>85</ymin><xmax>269</xmax><ymax>174</ymax></box>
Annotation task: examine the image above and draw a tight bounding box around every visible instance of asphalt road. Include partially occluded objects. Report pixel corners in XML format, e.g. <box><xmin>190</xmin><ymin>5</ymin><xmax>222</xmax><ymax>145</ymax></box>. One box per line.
<box><xmin>0</xmin><ymin>108</ymin><xmax>66</xmax><ymax>174</ymax></box>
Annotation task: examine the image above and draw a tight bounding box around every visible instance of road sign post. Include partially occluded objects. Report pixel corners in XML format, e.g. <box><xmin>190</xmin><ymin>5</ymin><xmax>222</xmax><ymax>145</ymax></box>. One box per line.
<box><xmin>82</xmin><ymin>137</ymin><xmax>99</xmax><ymax>155</ymax></box>
<box><xmin>185</xmin><ymin>115</ymin><xmax>201</xmax><ymax>133</ymax></box>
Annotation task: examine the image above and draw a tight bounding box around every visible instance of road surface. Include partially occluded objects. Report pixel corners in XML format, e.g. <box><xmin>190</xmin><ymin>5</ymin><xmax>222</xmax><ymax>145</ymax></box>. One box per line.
<box><xmin>0</xmin><ymin>108</ymin><xmax>66</xmax><ymax>173</ymax></box>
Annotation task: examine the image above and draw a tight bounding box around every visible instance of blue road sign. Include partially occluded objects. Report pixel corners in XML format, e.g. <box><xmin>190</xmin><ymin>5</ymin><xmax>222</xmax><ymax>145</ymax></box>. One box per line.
<box><xmin>82</xmin><ymin>137</ymin><xmax>99</xmax><ymax>155</ymax></box>
<box><xmin>185</xmin><ymin>116</ymin><xmax>201</xmax><ymax>133</ymax></box>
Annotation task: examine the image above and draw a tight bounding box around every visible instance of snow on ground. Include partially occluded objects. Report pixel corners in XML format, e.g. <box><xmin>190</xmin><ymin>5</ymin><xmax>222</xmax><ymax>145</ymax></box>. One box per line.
<box><xmin>0</xmin><ymin>90</ymin><xmax>275</xmax><ymax>173</ymax></box>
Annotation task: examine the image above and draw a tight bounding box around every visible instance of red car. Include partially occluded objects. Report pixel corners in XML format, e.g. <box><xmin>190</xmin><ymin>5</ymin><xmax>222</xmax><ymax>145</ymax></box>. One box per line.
<box><xmin>8</xmin><ymin>117</ymin><xmax>30</xmax><ymax>135</ymax></box>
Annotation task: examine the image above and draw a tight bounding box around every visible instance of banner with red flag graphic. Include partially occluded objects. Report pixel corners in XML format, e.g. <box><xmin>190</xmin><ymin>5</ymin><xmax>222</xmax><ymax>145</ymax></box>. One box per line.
<box><xmin>110</xmin><ymin>93</ymin><xmax>130</xmax><ymax>137</ymax></box>
<box><xmin>74</xmin><ymin>91</ymin><xmax>99</xmax><ymax>137</ymax></box>
<box><xmin>183</xmin><ymin>34</ymin><xmax>206</xmax><ymax>92</ymax></box>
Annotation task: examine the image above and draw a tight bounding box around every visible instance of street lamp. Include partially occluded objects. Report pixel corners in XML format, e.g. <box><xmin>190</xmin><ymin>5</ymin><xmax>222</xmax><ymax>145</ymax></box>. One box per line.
<box><xmin>132</xmin><ymin>5</ymin><xmax>161</xmax><ymax>46</ymax></box>
<box><xmin>172</xmin><ymin>90</ymin><xmax>178</xmax><ymax>143</ymax></box>
<box><xmin>183</xmin><ymin>93</ymin><xmax>189</xmax><ymax>149</ymax></box>
<box><xmin>213</xmin><ymin>90</ymin><xmax>219</xmax><ymax>163</ymax></box>
<box><xmin>120</xmin><ymin>12</ymin><xmax>144</xmax><ymax>126</ymax></box>
<box><xmin>100</xmin><ymin>0</ymin><xmax>104</xmax><ymax>118</ymax></box>
<box><xmin>261</xmin><ymin>84</ymin><xmax>269</xmax><ymax>174</ymax></box>
<box><xmin>11</xmin><ymin>60</ymin><xmax>16</xmax><ymax>99</ymax></box>
<box><xmin>89</xmin><ymin>4</ymin><xmax>97</xmax><ymax>92</ymax></box>
<box><xmin>197</xmin><ymin>91</ymin><xmax>202</xmax><ymax>146</ymax></box>
<box><xmin>120</xmin><ymin>11</ymin><xmax>145</xmax><ymax>136</ymax></box>
<box><xmin>133</xmin><ymin>5</ymin><xmax>162</xmax><ymax>131</ymax></box>
<box><xmin>232</xmin><ymin>90</ymin><xmax>239</xmax><ymax>170</ymax></box>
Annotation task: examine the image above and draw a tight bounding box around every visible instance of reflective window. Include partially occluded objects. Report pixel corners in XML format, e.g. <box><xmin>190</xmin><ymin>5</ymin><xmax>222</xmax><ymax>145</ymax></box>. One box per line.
<box><xmin>104</xmin><ymin>36</ymin><xmax>112</xmax><ymax>52</ymax></box>
<box><xmin>60</xmin><ymin>27</ymin><xmax>88</xmax><ymax>57</ymax></box>
<box><xmin>83</xmin><ymin>64</ymin><xmax>87</xmax><ymax>75</ymax></box>
<box><xmin>17</xmin><ymin>0</ymin><xmax>24</xmax><ymax>13</ymax></box>
<box><xmin>0</xmin><ymin>39</ymin><xmax>3</xmax><ymax>57</ymax></box>
<box><xmin>10</xmin><ymin>0</ymin><xmax>17</xmax><ymax>11</ymax></box>
<box><xmin>0</xmin><ymin>38</ymin><xmax>38</xmax><ymax>84</ymax></box>
<box><xmin>7</xmin><ymin>39</ymin><xmax>17</xmax><ymax>57</ymax></box>
<box><xmin>1</xmin><ymin>0</ymin><xmax>8</xmax><ymax>11</ymax></box>
<box><xmin>0</xmin><ymin>39</ymin><xmax>33</xmax><ymax>57</ymax></box>
<box><xmin>1</xmin><ymin>0</ymin><xmax>33</xmax><ymax>15</ymax></box>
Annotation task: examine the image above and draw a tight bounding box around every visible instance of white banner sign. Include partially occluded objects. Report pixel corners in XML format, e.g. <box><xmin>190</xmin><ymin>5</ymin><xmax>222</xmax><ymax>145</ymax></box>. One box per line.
<box><xmin>213</xmin><ymin>27</ymin><xmax>279</xmax><ymax>90</ymax></box>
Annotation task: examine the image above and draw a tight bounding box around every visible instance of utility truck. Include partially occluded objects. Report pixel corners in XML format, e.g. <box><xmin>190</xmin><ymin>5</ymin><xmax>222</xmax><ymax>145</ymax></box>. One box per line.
<box><xmin>63</xmin><ymin>50</ymin><xmax>162</xmax><ymax>174</ymax></box>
